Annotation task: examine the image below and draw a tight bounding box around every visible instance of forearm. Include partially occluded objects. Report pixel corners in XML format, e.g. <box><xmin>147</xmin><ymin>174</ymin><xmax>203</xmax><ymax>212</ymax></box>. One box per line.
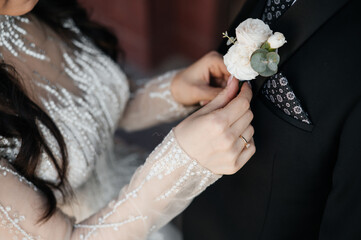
<box><xmin>0</xmin><ymin>131</ymin><xmax>220</xmax><ymax>240</ymax></box>
<box><xmin>118</xmin><ymin>71</ymin><xmax>197</xmax><ymax>132</ymax></box>
<box><xmin>73</xmin><ymin>130</ymin><xmax>220</xmax><ymax>239</ymax></box>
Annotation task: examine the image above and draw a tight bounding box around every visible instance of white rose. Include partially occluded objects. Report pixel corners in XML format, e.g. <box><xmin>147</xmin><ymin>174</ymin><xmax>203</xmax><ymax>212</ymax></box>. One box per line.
<box><xmin>223</xmin><ymin>42</ymin><xmax>259</xmax><ymax>81</ymax></box>
<box><xmin>267</xmin><ymin>32</ymin><xmax>287</xmax><ymax>49</ymax></box>
<box><xmin>236</xmin><ymin>18</ymin><xmax>272</xmax><ymax>48</ymax></box>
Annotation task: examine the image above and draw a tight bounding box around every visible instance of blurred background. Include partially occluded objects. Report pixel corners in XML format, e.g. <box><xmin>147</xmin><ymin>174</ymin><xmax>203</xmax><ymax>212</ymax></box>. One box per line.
<box><xmin>77</xmin><ymin>0</ymin><xmax>246</xmax><ymax>150</ymax></box>
<box><xmin>79</xmin><ymin>0</ymin><xmax>246</xmax><ymax>76</ymax></box>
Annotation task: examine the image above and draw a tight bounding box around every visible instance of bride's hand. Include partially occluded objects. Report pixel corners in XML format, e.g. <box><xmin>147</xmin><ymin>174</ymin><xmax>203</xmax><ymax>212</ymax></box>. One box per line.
<box><xmin>174</xmin><ymin>77</ymin><xmax>256</xmax><ymax>175</ymax></box>
<box><xmin>171</xmin><ymin>51</ymin><xmax>230</xmax><ymax>106</ymax></box>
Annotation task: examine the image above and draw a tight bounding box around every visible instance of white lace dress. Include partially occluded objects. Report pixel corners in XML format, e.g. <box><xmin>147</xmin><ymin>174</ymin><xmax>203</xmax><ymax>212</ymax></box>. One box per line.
<box><xmin>0</xmin><ymin>14</ymin><xmax>221</xmax><ymax>240</ymax></box>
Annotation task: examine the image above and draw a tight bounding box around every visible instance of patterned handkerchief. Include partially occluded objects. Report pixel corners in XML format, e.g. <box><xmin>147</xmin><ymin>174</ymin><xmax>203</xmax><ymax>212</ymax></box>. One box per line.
<box><xmin>261</xmin><ymin>72</ymin><xmax>312</xmax><ymax>125</ymax></box>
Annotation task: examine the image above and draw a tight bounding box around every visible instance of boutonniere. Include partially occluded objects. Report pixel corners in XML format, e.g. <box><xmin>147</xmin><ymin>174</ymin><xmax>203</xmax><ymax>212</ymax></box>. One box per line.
<box><xmin>222</xmin><ymin>18</ymin><xmax>287</xmax><ymax>81</ymax></box>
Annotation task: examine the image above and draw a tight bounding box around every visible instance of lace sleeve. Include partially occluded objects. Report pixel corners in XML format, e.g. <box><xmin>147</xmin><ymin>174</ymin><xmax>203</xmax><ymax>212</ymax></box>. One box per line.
<box><xmin>119</xmin><ymin>71</ymin><xmax>197</xmax><ymax>132</ymax></box>
<box><xmin>0</xmin><ymin>130</ymin><xmax>221</xmax><ymax>240</ymax></box>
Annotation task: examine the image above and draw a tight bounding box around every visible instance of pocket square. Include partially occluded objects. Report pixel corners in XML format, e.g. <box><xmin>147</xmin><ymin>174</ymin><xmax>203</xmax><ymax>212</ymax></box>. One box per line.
<box><xmin>261</xmin><ymin>72</ymin><xmax>312</xmax><ymax>125</ymax></box>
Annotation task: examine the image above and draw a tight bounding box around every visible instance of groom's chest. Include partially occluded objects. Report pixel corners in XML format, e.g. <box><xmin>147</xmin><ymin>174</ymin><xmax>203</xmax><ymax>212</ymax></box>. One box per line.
<box><xmin>252</xmin><ymin>0</ymin><xmax>360</xmax><ymax>135</ymax></box>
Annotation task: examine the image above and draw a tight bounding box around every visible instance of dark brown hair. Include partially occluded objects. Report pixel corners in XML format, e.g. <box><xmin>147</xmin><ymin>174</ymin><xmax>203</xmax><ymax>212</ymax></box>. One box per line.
<box><xmin>0</xmin><ymin>0</ymin><xmax>118</xmax><ymax>221</ymax></box>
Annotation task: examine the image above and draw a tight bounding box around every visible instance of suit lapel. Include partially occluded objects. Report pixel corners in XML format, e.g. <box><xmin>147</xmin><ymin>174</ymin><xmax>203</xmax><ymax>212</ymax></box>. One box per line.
<box><xmin>253</xmin><ymin>0</ymin><xmax>352</xmax><ymax>93</ymax></box>
<box><xmin>276</xmin><ymin>0</ymin><xmax>352</xmax><ymax>66</ymax></box>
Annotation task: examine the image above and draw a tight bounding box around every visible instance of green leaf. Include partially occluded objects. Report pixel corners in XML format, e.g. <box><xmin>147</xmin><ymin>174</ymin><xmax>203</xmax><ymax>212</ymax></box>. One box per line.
<box><xmin>267</xmin><ymin>62</ymin><xmax>278</xmax><ymax>72</ymax></box>
<box><xmin>251</xmin><ymin>49</ymin><xmax>268</xmax><ymax>73</ymax></box>
<box><xmin>266</xmin><ymin>52</ymin><xmax>280</xmax><ymax>64</ymax></box>
<box><xmin>261</xmin><ymin>42</ymin><xmax>271</xmax><ymax>50</ymax></box>
<box><xmin>259</xmin><ymin>66</ymin><xmax>277</xmax><ymax>77</ymax></box>
<box><xmin>252</xmin><ymin>48</ymin><xmax>268</xmax><ymax>56</ymax></box>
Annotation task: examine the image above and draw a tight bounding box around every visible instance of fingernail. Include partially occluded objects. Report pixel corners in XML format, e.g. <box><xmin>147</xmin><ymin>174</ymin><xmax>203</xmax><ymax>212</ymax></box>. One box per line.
<box><xmin>227</xmin><ymin>76</ymin><xmax>233</xmax><ymax>86</ymax></box>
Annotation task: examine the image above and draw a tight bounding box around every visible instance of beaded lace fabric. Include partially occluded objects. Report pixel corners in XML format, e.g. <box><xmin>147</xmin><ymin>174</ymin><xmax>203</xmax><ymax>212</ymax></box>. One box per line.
<box><xmin>0</xmin><ymin>14</ymin><xmax>220</xmax><ymax>240</ymax></box>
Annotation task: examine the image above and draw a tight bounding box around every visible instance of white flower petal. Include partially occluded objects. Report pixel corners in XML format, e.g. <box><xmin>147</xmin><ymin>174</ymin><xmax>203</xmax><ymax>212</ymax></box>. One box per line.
<box><xmin>224</xmin><ymin>43</ymin><xmax>258</xmax><ymax>81</ymax></box>
<box><xmin>267</xmin><ymin>32</ymin><xmax>287</xmax><ymax>49</ymax></box>
<box><xmin>236</xmin><ymin>18</ymin><xmax>272</xmax><ymax>48</ymax></box>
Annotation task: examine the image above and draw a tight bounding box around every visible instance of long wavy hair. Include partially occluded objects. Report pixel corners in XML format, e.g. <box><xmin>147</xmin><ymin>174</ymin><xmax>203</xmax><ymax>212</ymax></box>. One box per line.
<box><xmin>0</xmin><ymin>0</ymin><xmax>118</xmax><ymax>221</ymax></box>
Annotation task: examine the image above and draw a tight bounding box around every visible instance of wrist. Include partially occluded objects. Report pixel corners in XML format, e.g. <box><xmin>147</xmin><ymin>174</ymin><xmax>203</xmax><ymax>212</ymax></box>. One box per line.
<box><xmin>170</xmin><ymin>71</ymin><xmax>184</xmax><ymax>105</ymax></box>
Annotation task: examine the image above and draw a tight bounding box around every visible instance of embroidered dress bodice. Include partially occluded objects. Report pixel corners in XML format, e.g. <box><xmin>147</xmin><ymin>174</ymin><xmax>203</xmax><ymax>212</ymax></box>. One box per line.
<box><xmin>0</xmin><ymin>15</ymin><xmax>220</xmax><ymax>240</ymax></box>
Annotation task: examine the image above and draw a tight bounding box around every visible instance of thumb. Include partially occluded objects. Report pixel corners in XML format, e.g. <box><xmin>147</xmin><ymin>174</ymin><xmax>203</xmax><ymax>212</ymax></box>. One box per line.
<box><xmin>200</xmin><ymin>76</ymin><xmax>239</xmax><ymax>114</ymax></box>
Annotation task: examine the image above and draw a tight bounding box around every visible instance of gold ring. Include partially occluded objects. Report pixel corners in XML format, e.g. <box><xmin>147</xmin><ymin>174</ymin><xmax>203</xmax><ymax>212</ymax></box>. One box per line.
<box><xmin>240</xmin><ymin>135</ymin><xmax>251</xmax><ymax>149</ymax></box>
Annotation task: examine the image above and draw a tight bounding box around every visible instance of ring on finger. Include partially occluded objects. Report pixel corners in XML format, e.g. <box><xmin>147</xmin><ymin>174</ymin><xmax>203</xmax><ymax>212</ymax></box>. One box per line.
<box><xmin>240</xmin><ymin>135</ymin><xmax>251</xmax><ymax>149</ymax></box>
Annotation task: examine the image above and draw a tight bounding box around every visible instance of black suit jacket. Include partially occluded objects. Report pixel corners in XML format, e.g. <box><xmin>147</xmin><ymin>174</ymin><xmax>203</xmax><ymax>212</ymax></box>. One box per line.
<box><xmin>183</xmin><ymin>0</ymin><xmax>361</xmax><ymax>239</ymax></box>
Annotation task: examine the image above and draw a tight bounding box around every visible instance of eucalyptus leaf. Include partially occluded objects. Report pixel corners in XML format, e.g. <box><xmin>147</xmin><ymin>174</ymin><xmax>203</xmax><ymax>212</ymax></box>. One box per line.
<box><xmin>268</xmin><ymin>62</ymin><xmax>278</xmax><ymax>72</ymax></box>
<box><xmin>253</xmin><ymin>48</ymin><xmax>268</xmax><ymax>55</ymax></box>
<box><xmin>259</xmin><ymin>66</ymin><xmax>277</xmax><ymax>77</ymax></box>
<box><xmin>266</xmin><ymin>52</ymin><xmax>280</xmax><ymax>64</ymax></box>
<box><xmin>251</xmin><ymin>58</ymin><xmax>267</xmax><ymax>73</ymax></box>
<box><xmin>251</xmin><ymin>49</ymin><xmax>268</xmax><ymax>73</ymax></box>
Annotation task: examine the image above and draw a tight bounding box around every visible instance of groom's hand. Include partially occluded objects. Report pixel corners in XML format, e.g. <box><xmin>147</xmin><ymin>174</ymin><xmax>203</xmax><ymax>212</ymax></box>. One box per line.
<box><xmin>174</xmin><ymin>78</ymin><xmax>256</xmax><ymax>175</ymax></box>
<box><xmin>171</xmin><ymin>51</ymin><xmax>231</xmax><ymax>106</ymax></box>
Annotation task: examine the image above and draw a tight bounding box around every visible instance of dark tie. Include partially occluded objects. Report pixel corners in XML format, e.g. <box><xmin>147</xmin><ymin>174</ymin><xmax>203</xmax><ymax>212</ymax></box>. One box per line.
<box><xmin>260</xmin><ymin>0</ymin><xmax>312</xmax><ymax>125</ymax></box>
<box><xmin>262</xmin><ymin>0</ymin><xmax>295</xmax><ymax>26</ymax></box>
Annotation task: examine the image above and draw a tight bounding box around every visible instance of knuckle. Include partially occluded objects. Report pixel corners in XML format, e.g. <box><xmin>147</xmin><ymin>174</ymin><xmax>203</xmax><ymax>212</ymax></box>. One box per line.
<box><xmin>208</xmin><ymin>112</ymin><xmax>227</xmax><ymax>132</ymax></box>
<box><xmin>251</xmin><ymin>145</ymin><xmax>256</xmax><ymax>154</ymax></box>
<box><xmin>246</xmin><ymin>110</ymin><xmax>254</xmax><ymax>121</ymax></box>
<box><xmin>222</xmin><ymin>131</ymin><xmax>236</xmax><ymax>147</ymax></box>
<box><xmin>249</xmin><ymin>145</ymin><xmax>256</xmax><ymax>155</ymax></box>
<box><xmin>239</xmin><ymin>97</ymin><xmax>250</xmax><ymax>110</ymax></box>
<box><xmin>249</xmin><ymin>125</ymin><xmax>255</xmax><ymax>136</ymax></box>
<box><xmin>208</xmin><ymin>51</ymin><xmax>220</xmax><ymax>58</ymax></box>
